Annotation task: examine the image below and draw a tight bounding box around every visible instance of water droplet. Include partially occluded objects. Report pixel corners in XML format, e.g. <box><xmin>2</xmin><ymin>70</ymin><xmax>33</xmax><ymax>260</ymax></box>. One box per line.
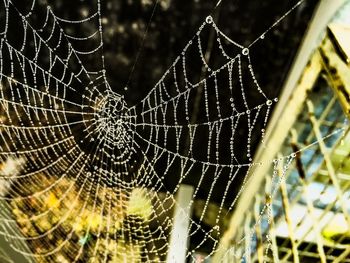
<box><xmin>260</xmin><ymin>34</ymin><xmax>265</xmax><ymax>39</ymax></box>
<box><xmin>266</xmin><ymin>100</ymin><xmax>272</xmax><ymax>106</ymax></box>
<box><xmin>206</xmin><ymin>16</ymin><xmax>213</xmax><ymax>24</ymax></box>
<box><xmin>242</xmin><ymin>48</ymin><xmax>249</xmax><ymax>56</ymax></box>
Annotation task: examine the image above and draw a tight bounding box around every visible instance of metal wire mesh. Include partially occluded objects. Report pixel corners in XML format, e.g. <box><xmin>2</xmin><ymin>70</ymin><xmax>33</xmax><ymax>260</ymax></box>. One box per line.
<box><xmin>224</xmin><ymin>25</ymin><xmax>350</xmax><ymax>263</ymax></box>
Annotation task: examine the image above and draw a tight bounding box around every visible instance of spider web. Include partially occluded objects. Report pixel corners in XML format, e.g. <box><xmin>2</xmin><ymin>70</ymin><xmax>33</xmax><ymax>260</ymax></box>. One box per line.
<box><xmin>0</xmin><ymin>0</ymin><xmax>316</xmax><ymax>262</ymax></box>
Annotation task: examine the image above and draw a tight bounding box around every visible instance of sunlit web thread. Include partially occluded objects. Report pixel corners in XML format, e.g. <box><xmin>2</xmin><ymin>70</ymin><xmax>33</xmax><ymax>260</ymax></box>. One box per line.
<box><xmin>124</xmin><ymin>0</ymin><xmax>160</xmax><ymax>91</ymax></box>
<box><xmin>0</xmin><ymin>0</ymin><xmax>315</xmax><ymax>262</ymax></box>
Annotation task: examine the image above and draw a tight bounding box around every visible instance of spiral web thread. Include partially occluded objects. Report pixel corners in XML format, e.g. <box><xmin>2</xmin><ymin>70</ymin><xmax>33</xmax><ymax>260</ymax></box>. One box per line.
<box><xmin>0</xmin><ymin>0</ymin><xmax>339</xmax><ymax>262</ymax></box>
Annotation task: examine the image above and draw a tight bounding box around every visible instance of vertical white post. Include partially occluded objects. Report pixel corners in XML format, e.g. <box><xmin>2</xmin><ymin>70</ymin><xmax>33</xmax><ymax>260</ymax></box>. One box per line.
<box><xmin>167</xmin><ymin>184</ymin><xmax>194</xmax><ymax>263</ymax></box>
